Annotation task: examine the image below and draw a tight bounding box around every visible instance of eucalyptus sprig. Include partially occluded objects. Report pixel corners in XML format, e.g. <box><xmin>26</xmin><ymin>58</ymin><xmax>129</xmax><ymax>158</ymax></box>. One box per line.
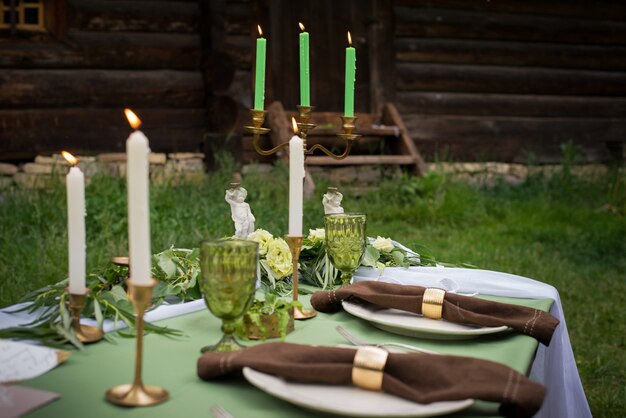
<box><xmin>299</xmin><ymin>231</ymin><xmax>339</xmax><ymax>289</ymax></box>
<box><xmin>0</xmin><ymin>248</ymin><xmax>199</xmax><ymax>348</ymax></box>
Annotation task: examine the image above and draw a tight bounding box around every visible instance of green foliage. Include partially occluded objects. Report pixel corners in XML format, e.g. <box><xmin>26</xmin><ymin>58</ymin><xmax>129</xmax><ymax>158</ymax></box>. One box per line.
<box><xmin>238</xmin><ymin>291</ymin><xmax>300</xmax><ymax>340</ymax></box>
<box><xmin>0</xmin><ymin>248</ymin><xmax>199</xmax><ymax>347</ymax></box>
<box><xmin>0</xmin><ymin>158</ymin><xmax>624</xmax><ymax>416</ymax></box>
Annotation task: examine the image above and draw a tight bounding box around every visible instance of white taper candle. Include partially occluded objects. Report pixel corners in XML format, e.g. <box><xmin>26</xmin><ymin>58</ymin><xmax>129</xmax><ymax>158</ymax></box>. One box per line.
<box><xmin>126</xmin><ymin>130</ymin><xmax>152</xmax><ymax>285</ymax></box>
<box><xmin>288</xmin><ymin>134</ymin><xmax>305</xmax><ymax>236</ymax></box>
<box><xmin>66</xmin><ymin>165</ymin><xmax>86</xmax><ymax>294</ymax></box>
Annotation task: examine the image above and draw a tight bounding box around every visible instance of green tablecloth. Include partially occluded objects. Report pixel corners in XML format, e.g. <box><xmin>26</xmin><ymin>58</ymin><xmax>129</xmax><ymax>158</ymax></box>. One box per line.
<box><xmin>23</xmin><ymin>295</ymin><xmax>553</xmax><ymax>418</ymax></box>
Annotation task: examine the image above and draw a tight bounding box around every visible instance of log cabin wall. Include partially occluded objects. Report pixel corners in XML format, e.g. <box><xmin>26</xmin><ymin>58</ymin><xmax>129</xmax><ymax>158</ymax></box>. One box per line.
<box><xmin>3</xmin><ymin>1</ymin><xmax>625</xmax><ymax>164</ymax></box>
<box><xmin>0</xmin><ymin>0</ymin><xmax>210</xmax><ymax>161</ymax></box>
<box><xmin>209</xmin><ymin>0</ymin><xmax>273</xmax><ymax>164</ymax></box>
<box><xmin>394</xmin><ymin>0</ymin><xmax>626</xmax><ymax>163</ymax></box>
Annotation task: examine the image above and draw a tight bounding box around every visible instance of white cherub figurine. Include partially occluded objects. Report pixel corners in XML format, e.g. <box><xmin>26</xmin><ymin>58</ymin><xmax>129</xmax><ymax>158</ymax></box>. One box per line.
<box><xmin>322</xmin><ymin>187</ymin><xmax>344</xmax><ymax>214</ymax></box>
<box><xmin>225</xmin><ymin>184</ymin><xmax>255</xmax><ymax>239</ymax></box>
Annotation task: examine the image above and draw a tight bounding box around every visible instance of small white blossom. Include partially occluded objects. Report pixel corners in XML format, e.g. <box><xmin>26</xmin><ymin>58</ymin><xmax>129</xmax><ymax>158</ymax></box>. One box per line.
<box><xmin>247</xmin><ymin>228</ymin><xmax>273</xmax><ymax>256</ymax></box>
<box><xmin>265</xmin><ymin>238</ymin><xmax>293</xmax><ymax>279</ymax></box>
<box><xmin>372</xmin><ymin>236</ymin><xmax>394</xmax><ymax>253</ymax></box>
<box><xmin>307</xmin><ymin>228</ymin><xmax>325</xmax><ymax>242</ymax></box>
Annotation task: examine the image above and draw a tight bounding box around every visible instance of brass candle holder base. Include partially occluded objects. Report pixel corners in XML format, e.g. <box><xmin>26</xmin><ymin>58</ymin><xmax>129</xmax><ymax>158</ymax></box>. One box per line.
<box><xmin>287</xmin><ymin>235</ymin><xmax>317</xmax><ymax>320</ymax></box>
<box><xmin>106</xmin><ymin>279</ymin><xmax>169</xmax><ymax>407</ymax></box>
<box><xmin>106</xmin><ymin>383</ymin><xmax>169</xmax><ymax>407</ymax></box>
<box><xmin>293</xmin><ymin>305</ymin><xmax>317</xmax><ymax>320</ymax></box>
<box><xmin>67</xmin><ymin>290</ymin><xmax>104</xmax><ymax>344</ymax></box>
<box><xmin>112</xmin><ymin>256</ymin><xmax>130</xmax><ymax>267</ymax></box>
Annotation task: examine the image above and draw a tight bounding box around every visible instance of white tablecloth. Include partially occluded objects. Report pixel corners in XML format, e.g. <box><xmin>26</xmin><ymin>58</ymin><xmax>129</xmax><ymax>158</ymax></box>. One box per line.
<box><xmin>0</xmin><ymin>300</ymin><xmax>206</xmax><ymax>334</ymax></box>
<box><xmin>0</xmin><ymin>267</ymin><xmax>591</xmax><ymax>418</ymax></box>
<box><xmin>353</xmin><ymin>266</ymin><xmax>591</xmax><ymax>418</ymax></box>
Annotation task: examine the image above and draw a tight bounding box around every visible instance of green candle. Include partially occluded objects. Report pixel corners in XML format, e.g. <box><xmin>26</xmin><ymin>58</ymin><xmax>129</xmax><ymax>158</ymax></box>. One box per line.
<box><xmin>299</xmin><ymin>23</ymin><xmax>310</xmax><ymax>106</ymax></box>
<box><xmin>344</xmin><ymin>31</ymin><xmax>356</xmax><ymax>117</ymax></box>
<box><xmin>254</xmin><ymin>25</ymin><xmax>266</xmax><ymax>111</ymax></box>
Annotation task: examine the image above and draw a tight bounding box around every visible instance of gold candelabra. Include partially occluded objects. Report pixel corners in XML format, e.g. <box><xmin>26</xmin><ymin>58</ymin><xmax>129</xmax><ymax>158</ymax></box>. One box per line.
<box><xmin>67</xmin><ymin>290</ymin><xmax>104</xmax><ymax>344</ymax></box>
<box><xmin>246</xmin><ymin>105</ymin><xmax>358</xmax><ymax>320</ymax></box>
<box><xmin>106</xmin><ymin>279</ymin><xmax>169</xmax><ymax>407</ymax></box>
<box><xmin>244</xmin><ymin>105</ymin><xmax>360</xmax><ymax>159</ymax></box>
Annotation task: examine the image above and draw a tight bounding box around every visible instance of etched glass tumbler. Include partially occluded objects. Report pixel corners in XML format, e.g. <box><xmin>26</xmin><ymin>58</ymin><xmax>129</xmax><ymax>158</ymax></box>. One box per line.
<box><xmin>199</xmin><ymin>239</ymin><xmax>258</xmax><ymax>352</ymax></box>
<box><xmin>324</xmin><ymin>213</ymin><xmax>367</xmax><ymax>287</ymax></box>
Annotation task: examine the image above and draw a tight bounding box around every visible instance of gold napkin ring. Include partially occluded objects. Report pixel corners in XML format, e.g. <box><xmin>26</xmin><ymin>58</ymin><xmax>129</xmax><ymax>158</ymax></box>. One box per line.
<box><xmin>422</xmin><ymin>288</ymin><xmax>446</xmax><ymax>320</ymax></box>
<box><xmin>352</xmin><ymin>346</ymin><xmax>388</xmax><ymax>391</ymax></box>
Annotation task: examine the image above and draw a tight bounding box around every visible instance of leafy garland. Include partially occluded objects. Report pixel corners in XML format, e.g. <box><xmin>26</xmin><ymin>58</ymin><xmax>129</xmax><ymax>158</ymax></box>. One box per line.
<box><xmin>1</xmin><ymin>231</ymin><xmax>467</xmax><ymax>348</ymax></box>
<box><xmin>0</xmin><ymin>248</ymin><xmax>198</xmax><ymax>348</ymax></box>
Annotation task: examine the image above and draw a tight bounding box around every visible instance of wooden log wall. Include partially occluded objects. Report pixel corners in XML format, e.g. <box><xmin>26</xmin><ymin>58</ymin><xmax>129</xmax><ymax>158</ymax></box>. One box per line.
<box><xmin>209</xmin><ymin>0</ymin><xmax>267</xmax><ymax>163</ymax></box>
<box><xmin>393</xmin><ymin>0</ymin><xmax>626</xmax><ymax>163</ymax></box>
<box><xmin>0</xmin><ymin>0</ymin><xmax>208</xmax><ymax>161</ymax></box>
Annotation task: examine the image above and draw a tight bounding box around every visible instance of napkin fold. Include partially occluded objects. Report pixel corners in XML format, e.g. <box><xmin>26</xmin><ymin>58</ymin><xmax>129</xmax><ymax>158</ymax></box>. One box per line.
<box><xmin>197</xmin><ymin>342</ymin><xmax>546</xmax><ymax>418</ymax></box>
<box><xmin>311</xmin><ymin>281</ymin><xmax>559</xmax><ymax>345</ymax></box>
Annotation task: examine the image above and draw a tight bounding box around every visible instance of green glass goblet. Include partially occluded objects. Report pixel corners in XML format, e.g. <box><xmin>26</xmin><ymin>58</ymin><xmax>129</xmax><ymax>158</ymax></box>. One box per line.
<box><xmin>324</xmin><ymin>213</ymin><xmax>367</xmax><ymax>287</ymax></box>
<box><xmin>199</xmin><ymin>239</ymin><xmax>258</xmax><ymax>352</ymax></box>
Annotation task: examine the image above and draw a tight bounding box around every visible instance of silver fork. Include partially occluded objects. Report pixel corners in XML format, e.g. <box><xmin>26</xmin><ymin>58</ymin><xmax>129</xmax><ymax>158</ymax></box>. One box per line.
<box><xmin>336</xmin><ymin>325</ymin><xmax>439</xmax><ymax>355</ymax></box>
<box><xmin>211</xmin><ymin>404</ymin><xmax>235</xmax><ymax>418</ymax></box>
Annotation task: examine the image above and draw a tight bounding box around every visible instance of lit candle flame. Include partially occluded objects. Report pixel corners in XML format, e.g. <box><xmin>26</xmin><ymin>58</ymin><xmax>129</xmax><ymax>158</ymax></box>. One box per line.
<box><xmin>257</xmin><ymin>25</ymin><xmax>263</xmax><ymax>37</ymax></box>
<box><xmin>291</xmin><ymin>117</ymin><xmax>298</xmax><ymax>134</ymax></box>
<box><xmin>348</xmin><ymin>31</ymin><xmax>352</xmax><ymax>46</ymax></box>
<box><xmin>299</xmin><ymin>22</ymin><xmax>305</xmax><ymax>32</ymax></box>
<box><xmin>61</xmin><ymin>150</ymin><xmax>78</xmax><ymax>166</ymax></box>
<box><xmin>124</xmin><ymin>108</ymin><xmax>142</xmax><ymax>129</ymax></box>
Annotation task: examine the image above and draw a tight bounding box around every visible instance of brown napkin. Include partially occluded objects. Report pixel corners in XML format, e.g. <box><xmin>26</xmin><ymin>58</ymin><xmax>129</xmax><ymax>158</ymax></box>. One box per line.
<box><xmin>311</xmin><ymin>281</ymin><xmax>559</xmax><ymax>345</ymax></box>
<box><xmin>198</xmin><ymin>342</ymin><xmax>546</xmax><ymax>418</ymax></box>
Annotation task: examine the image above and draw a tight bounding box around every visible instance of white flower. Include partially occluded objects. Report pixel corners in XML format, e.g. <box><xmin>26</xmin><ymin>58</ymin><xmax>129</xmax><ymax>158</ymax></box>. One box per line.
<box><xmin>307</xmin><ymin>228</ymin><xmax>325</xmax><ymax>243</ymax></box>
<box><xmin>372</xmin><ymin>236</ymin><xmax>394</xmax><ymax>253</ymax></box>
<box><xmin>247</xmin><ymin>228</ymin><xmax>273</xmax><ymax>256</ymax></box>
<box><xmin>265</xmin><ymin>237</ymin><xmax>293</xmax><ymax>279</ymax></box>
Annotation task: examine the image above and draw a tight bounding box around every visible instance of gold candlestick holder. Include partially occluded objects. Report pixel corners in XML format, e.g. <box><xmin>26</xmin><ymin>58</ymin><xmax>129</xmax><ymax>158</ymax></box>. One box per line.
<box><xmin>112</xmin><ymin>256</ymin><xmax>130</xmax><ymax>267</ymax></box>
<box><xmin>106</xmin><ymin>279</ymin><xmax>169</xmax><ymax>407</ymax></box>
<box><xmin>67</xmin><ymin>290</ymin><xmax>104</xmax><ymax>343</ymax></box>
<box><xmin>244</xmin><ymin>105</ymin><xmax>360</xmax><ymax>159</ymax></box>
<box><xmin>287</xmin><ymin>236</ymin><xmax>317</xmax><ymax>320</ymax></box>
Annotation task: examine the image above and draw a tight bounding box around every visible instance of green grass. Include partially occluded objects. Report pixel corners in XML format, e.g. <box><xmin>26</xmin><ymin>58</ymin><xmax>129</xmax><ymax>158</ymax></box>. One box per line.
<box><xmin>0</xmin><ymin>160</ymin><xmax>624</xmax><ymax>416</ymax></box>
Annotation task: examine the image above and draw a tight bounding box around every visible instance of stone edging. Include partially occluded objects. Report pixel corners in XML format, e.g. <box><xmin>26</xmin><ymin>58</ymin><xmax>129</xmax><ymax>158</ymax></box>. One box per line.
<box><xmin>0</xmin><ymin>156</ymin><xmax>618</xmax><ymax>189</ymax></box>
<box><xmin>0</xmin><ymin>153</ymin><xmax>206</xmax><ymax>189</ymax></box>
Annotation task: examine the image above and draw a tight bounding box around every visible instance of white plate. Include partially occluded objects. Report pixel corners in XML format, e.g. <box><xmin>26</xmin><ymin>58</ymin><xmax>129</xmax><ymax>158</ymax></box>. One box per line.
<box><xmin>343</xmin><ymin>301</ymin><xmax>509</xmax><ymax>340</ymax></box>
<box><xmin>243</xmin><ymin>367</ymin><xmax>474</xmax><ymax>417</ymax></box>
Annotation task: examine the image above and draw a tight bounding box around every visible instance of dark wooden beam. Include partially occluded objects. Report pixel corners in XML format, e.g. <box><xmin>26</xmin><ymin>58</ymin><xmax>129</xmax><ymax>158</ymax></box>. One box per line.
<box><xmin>222</xmin><ymin>2</ymin><xmax>251</xmax><ymax>36</ymax></box>
<box><xmin>69</xmin><ymin>0</ymin><xmax>199</xmax><ymax>33</ymax></box>
<box><xmin>396</xmin><ymin>92</ymin><xmax>626</xmax><ymax>118</ymax></box>
<box><xmin>368</xmin><ymin>0</ymin><xmax>396</xmax><ymax>114</ymax></box>
<box><xmin>47</xmin><ymin>0</ymin><xmax>69</xmax><ymax>40</ymax></box>
<box><xmin>382</xmin><ymin>102</ymin><xmax>426</xmax><ymax>175</ymax></box>
<box><xmin>0</xmin><ymin>108</ymin><xmax>207</xmax><ymax>160</ymax></box>
<box><xmin>404</xmin><ymin>115</ymin><xmax>622</xmax><ymax>162</ymax></box>
<box><xmin>395</xmin><ymin>38</ymin><xmax>626</xmax><ymax>71</ymax></box>
<box><xmin>0</xmin><ymin>31</ymin><xmax>202</xmax><ymax>69</ymax></box>
<box><xmin>396</xmin><ymin>63</ymin><xmax>626</xmax><ymax>96</ymax></box>
<box><xmin>394</xmin><ymin>0</ymin><xmax>626</xmax><ymax>22</ymax></box>
<box><xmin>0</xmin><ymin>69</ymin><xmax>204</xmax><ymax>108</ymax></box>
<box><xmin>395</xmin><ymin>7</ymin><xmax>626</xmax><ymax>45</ymax></box>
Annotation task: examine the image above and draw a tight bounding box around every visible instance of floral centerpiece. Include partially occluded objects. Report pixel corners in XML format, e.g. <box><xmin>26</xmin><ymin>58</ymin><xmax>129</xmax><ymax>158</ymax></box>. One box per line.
<box><xmin>2</xmin><ymin>230</ymin><xmax>468</xmax><ymax>347</ymax></box>
<box><xmin>244</xmin><ymin>227</ymin><xmax>451</xmax><ymax>292</ymax></box>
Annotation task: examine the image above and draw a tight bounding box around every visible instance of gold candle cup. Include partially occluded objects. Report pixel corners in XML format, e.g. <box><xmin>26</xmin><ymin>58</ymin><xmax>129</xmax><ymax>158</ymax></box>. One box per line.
<box><xmin>287</xmin><ymin>235</ymin><xmax>317</xmax><ymax>320</ymax></box>
<box><xmin>67</xmin><ymin>289</ymin><xmax>104</xmax><ymax>344</ymax></box>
